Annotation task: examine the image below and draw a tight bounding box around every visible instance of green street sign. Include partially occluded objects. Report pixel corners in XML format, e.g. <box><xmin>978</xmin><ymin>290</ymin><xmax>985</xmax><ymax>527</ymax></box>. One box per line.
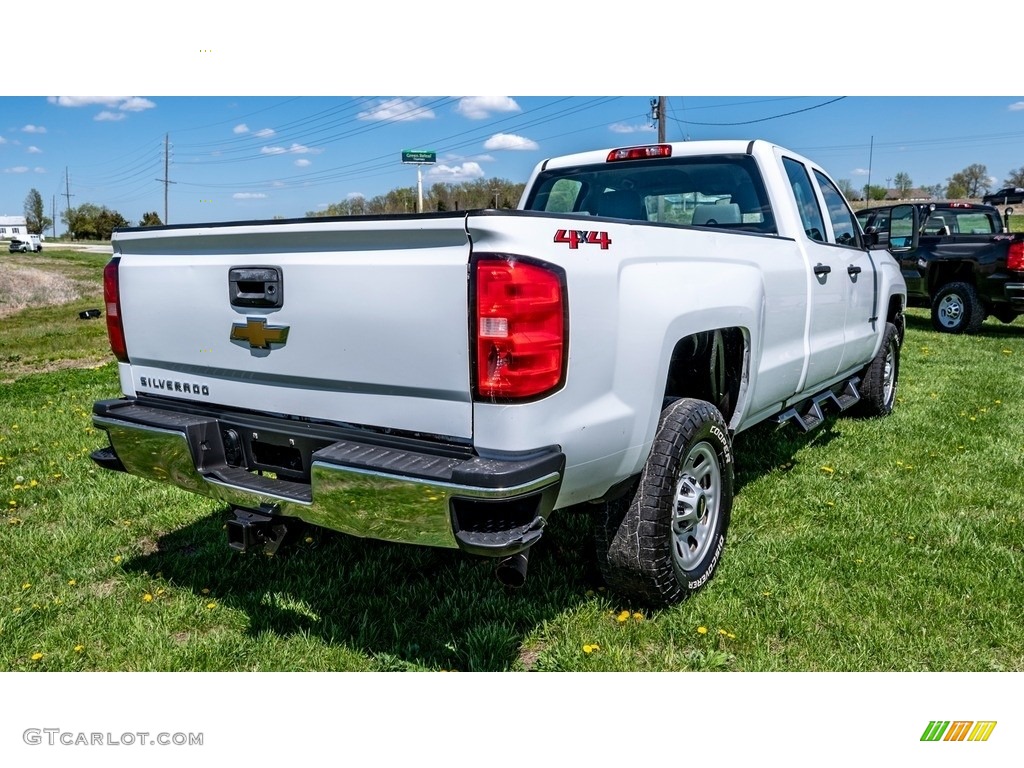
<box><xmin>401</xmin><ymin>150</ymin><xmax>436</xmax><ymax>164</ymax></box>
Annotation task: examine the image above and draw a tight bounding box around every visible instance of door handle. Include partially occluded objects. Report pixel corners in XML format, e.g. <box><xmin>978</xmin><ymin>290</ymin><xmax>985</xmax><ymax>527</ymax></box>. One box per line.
<box><xmin>848</xmin><ymin>265</ymin><xmax>863</xmax><ymax>276</ymax></box>
<box><xmin>813</xmin><ymin>264</ymin><xmax>831</xmax><ymax>276</ymax></box>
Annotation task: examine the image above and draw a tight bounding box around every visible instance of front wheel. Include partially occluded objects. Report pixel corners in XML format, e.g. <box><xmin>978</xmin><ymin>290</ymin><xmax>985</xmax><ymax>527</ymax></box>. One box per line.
<box><xmin>597</xmin><ymin>398</ymin><xmax>734</xmax><ymax>607</ymax></box>
<box><xmin>856</xmin><ymin>321</ymin><xmax>900</xmax><ymax>417</ymax></box>
<box><xmin>932</xmin><ymin>281</ymin><xmax>984</xmax><ymax>334</ymax></box>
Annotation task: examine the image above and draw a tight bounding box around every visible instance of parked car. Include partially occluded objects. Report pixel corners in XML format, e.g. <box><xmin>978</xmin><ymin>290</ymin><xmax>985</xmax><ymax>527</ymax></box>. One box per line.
<box><xmin>8</xmin><ymin>238</ymin><xmax>32</xmax><ymax>253</ymax></box>
<box><xmin>982</xmin><ymin>187</ymin><xmax>1024</xmax><ymax>205</ymax></box>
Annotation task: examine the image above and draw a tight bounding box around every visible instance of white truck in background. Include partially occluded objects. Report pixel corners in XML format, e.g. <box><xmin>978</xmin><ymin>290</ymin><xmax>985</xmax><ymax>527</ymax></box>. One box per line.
<box><xmin>91</xmin><ymin>140</ymin><xmax>907</xmax><ymax>606</ymax></box>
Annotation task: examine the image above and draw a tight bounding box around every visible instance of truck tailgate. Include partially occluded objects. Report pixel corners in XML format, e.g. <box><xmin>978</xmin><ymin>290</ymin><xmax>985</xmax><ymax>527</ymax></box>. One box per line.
<box><xmin>113</xmin><ymin>216</ymin><xmax>473</xmax><ymax>439</ymax></box>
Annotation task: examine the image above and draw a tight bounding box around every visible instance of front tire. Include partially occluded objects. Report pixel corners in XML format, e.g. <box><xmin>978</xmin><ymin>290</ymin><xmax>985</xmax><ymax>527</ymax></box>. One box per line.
<box><xmin>598</xmin><ymin>398</ymin><xmax>734</xmax><ymax>607</ymax></box>
<box><xmin>856</xmin><ymin>321</ymin><xmax>900</xmax><ymax>417</ymax></box>
<box><xmin>932</xmin><ymin>281</ymin><xmax>984</xmax><ymax>334</ymax></box>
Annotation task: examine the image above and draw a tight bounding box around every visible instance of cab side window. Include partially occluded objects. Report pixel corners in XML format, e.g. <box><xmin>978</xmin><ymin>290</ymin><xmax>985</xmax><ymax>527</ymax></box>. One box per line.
<box><xmin>814</xmin><ymin>170</ymin><xmax>861</xmax><ymax>247</ymax></box>
<box><xmin>782</xmin><ymin>157</ymin><xmax>826</xmax><ymax>242</ymax></box>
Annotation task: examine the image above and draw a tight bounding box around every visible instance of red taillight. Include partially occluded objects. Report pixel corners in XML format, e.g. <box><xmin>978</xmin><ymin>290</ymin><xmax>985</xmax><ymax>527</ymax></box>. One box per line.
<box><xmin>1008</xmin><ymin>241</ymin><xmax>1024</xmax><ymax>271</ymax></box>
<box><xmin>474</xmin><ymin>257</ymin><xmax>566</xmax><ymax>401</ymax></box>
<box><xmin>606</xmin><ymin>144</ymin><xmax>672</xmax><ymax>162</ymax></box>
<box><xmin>103</xmin><ymin>258</ymin><xmax>129</xmax><ymax>363</ymax></box>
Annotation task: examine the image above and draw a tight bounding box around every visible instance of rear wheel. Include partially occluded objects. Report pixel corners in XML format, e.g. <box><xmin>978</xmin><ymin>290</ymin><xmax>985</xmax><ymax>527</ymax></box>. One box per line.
<box><xmin>595</xmin><ymin>398</ymin><xmax>733</xmax><ymax>607</ymax></box>
<box><xmin>931</xmin><ymin>281</ymin><xmax>984</xmax><ymax>334</ymax></box>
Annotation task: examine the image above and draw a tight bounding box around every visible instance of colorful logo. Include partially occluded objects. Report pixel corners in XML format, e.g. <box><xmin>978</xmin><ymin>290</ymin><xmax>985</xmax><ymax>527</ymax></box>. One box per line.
<box><xmin>921</xmin><ymin>721</ymin><xmax>997</xmax><ymax>742</ymax></box>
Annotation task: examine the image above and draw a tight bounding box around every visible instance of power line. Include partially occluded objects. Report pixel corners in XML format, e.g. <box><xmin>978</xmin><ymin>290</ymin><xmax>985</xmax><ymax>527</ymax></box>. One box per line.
<box><xmin>668</xmin><ymin>97</ymin><xmax>847</xmax><ymax>127</ymax></box>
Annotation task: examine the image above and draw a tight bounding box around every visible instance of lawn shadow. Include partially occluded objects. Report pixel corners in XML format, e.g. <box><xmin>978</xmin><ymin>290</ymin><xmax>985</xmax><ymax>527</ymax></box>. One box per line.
<box><xmin>731</xmin><ymin>417</ymin><xmax>843</xmax><ymax>493</ymax></box>
<box><xmin>126</xmin><ymin>502</ymin><xmax>601</xmax><ymax>671</ymax></box>
<box><xmin>903</xmin><ymin>311</ymin><xmax>1024</xmax><ymax>339</ymax></box>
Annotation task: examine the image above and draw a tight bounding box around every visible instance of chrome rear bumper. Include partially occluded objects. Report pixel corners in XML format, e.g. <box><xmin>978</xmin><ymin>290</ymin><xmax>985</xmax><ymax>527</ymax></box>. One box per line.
<box><xmin>92</xmin><ymin>399</ymin><xmax>563</xmax><ymax>556</ymax></box>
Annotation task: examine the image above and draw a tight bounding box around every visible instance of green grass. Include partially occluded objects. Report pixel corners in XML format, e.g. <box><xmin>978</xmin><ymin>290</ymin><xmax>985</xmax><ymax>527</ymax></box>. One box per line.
<box><xmin>0</xmin><ymin>251</ymin><xmax>1023</xmax><ymax>671</ymax></box>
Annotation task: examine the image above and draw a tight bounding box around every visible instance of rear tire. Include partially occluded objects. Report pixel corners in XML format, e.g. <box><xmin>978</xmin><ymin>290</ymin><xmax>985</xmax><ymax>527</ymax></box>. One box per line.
<box><xmin>597</xmin><ymin>398</ymin><xmax>733</xmax><ymax>607</ymax></box>
<box><xmin>931</xmin><ymin>281</ymin><xmax>984</xmax><ymax>334</ymax></box>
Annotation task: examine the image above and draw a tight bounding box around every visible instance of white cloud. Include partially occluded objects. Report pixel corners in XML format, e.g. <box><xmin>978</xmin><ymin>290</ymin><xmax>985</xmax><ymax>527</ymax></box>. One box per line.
<box><xmin>427</xmin><ymin>162</ymin><xmax>485</xmax><ymax>181</ymax></box>
<box><xmin>49</xmin><ymin>96</ymin><xmax>127</xmax><ymax>107</ymax></box>
<box><xmin>483</xmin><ymin>133</ymin><xmax>538</xmax><ymax>151</ymax></box>
<box><xmin>254</xmin><ymin>128</ymin><xmax>275</xmax><ymax>138</ymax></box>
<box><xmin>27</xmin><ymin>146</ymin><xmax>42</xmax><ymax>154</ymax></box>
<box><xmin>346</xmin><ymin>192</ymin><xmax>365</xmax><ymax>200</ymax></box>
<box><xmin>120</xmin><ymin>97</ymin><xmax>155</xmax><ymax>112</ymax></box>
<box><xmin>233</xmin><ymin>123</ymin><xmax>249</xmax><ymax>134</ymax></box>
<box><xmin>852</xmin><ymin>168</ymin><xmax>870</xmax><ymax>176</ymax></box>
<box><xmin>609</xmin><ymin>122</ymin><xmax>655</xmax><ymax>134</ymax></box>
<box><xmin>358</xmin><ymin>98</ymin><xmax>435</xmax><ymax>122</ymax></box>
<box><xmin>5</xmin><ymin>166</ymin><xmax>30</xmax><ymax>173</ymax></box>
<box><xmin>295</xmin><ymin>158</ymin><xmax>311</xmax><ymax>167</ymax></box>
<box><xmin>50</xmin><ymin>96</ymin><xmax>155</xmax><ymax>119</ymax></box>
<box><xmin>33</xmin><ymin>167</ymin><xmax>45</xmax><ymax>173</ymax></box>
<box><xmin>262</xmin><ymin>143</ymin><xmax>321</xmax><ymax>156</ymax></box>
<box><xmin>0</xmin><ymin>136</ymin><xmax>7</xmax><ymax>144</ymax></box>
<box><xmin>233</xmin><ymin>192</ymin><xmax>267</xmax><ymax>199</ymax></box>
<box><xmin>1009</xmin><ymin>102</ymin><xmax>1024</xmax><ymax>111</ymax></box>
<box><xmin>455</xmin><ymin>96</ymin><xmax>520</xmax><ymax>119</ymax></box>
<box><xmin>22</xmin><ymin>125</ymin><xmax>46</xmax><ymax>134</ymax></box>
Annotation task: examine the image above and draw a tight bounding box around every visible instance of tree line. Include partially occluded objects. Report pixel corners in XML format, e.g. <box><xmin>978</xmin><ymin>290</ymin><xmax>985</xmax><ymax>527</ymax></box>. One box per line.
<box><xmin>306</xmin><ymin>179</ymin><xmax>527</xmax><ymax>217</ymax></box>
<box><xmin>838</xmin><ymin>164</ymin><xmax>1024</xmax><ymax>202</ymax></box>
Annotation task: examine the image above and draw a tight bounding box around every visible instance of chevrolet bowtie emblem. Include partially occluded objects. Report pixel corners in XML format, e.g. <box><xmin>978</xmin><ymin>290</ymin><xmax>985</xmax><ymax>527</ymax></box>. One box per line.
<box><xmin>230</xmin><ymin>318</ymin><xmax>290</xmax><ymax>350</ymax></box>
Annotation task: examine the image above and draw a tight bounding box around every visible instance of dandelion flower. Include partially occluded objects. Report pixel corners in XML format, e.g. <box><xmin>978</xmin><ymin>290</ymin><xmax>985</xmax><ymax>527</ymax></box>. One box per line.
<box><xmin>206</xmin><ymin>602</ymin><xmax>216</xmax><ymax>610</ymax></box>
<box><xmin>29</xmin><ymin>480</ymin><xmax>38</xmax><ymax>488</ymax></box>
<box><xmin>616</xmin><ymin>610</ymin><xmax>630</xmax><ymax>623</ymax></box>
<box><xmin>304</xmin><ymin>537</ymin><xmax>314</xmax><ymax>544</ymax></box>
<box><xmin>632</xmin><ymin>612</ymin><xmax>644</xmax><ymax>621</ymax></box>
<box><xmin>67</xmin><ymin>579</ymin><xmax>76</xmax><ymax>586</ymax></box>
<box><xmin>21</xmin><ymin>583</ymin><xmax>31</xmax><ymax>590</ymax></box>
<box><xmin>142</xmin><ymin>593</ymin><xmax>153</xmax><ymax>602</ymax></box>
<box><xmin>31</xmin><ymin>653</ymin><xmax>43</xmax><ymax>661</ymax></box>
<box><xmin>583</xmin><ymin>644</ymin><xmax>600</xmax><ymax>654</ymax></box>
<box><xmin>112</xmin><ymin>555</ymin><xmax>122</xmax><ymax>564</ymax></box>
<box><xmin>697</xmin><ymin>626</ymin><xmax>708</xmax><ymax>635</ymax></box>
<box><xmin>74</xmin><ymin>645</ymin><xmax>84</xmax><ymax>653</ymax></box>
<box><xmin>821</xmin><ymin>466</ymin><xmax>835</xmax><ymax>474</ymax></box>
<box><xmin>719</xmin><ymin>629</ymin><xmax>729</xmax><ymax>636</ymax></box>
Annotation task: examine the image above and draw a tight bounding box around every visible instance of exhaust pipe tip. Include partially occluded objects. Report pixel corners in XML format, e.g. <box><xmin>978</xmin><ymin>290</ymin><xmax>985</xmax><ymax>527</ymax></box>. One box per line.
<box><xmin>495</xmin><ymin>551</ymin><xmax>530</xmax><ymax>588</ymax></box>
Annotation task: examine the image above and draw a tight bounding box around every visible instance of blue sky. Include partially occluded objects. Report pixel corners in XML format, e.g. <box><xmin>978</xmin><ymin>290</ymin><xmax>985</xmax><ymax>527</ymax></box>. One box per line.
<box><xmin>4</xmin><ymin>95</ymin><xmax>1023</xmax><ymax>229</ymax></box>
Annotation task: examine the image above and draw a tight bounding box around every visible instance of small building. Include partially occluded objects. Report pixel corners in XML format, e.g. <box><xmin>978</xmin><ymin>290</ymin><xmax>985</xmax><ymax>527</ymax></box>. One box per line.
<box><xmin>0</xmin><ymin>215</ymin><xmax>28</xmax><ymax>241</ymax></box>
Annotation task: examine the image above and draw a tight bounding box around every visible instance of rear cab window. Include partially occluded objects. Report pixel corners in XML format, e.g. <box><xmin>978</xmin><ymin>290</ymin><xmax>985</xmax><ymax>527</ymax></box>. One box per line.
<box><xmin>523</xmin><ymin>154</ymin><xmax>777</xmax><ymax>234</ymax></box>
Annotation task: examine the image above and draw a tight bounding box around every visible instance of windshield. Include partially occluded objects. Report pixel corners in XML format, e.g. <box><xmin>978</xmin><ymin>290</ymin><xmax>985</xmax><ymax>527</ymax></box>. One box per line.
<box><xmin>524</xmin><ymin>154</ymin><xmax>777</xmax><ymax>234</ymax></box>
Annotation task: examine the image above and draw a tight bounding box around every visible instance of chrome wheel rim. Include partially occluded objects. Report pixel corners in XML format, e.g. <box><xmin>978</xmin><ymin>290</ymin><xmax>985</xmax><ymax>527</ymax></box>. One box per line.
<box><xmin>670</xmin><ymin>442</ymin><xmax>721</xmax><ymax>573</ymax></box>
<box><xmin>882</xmin><ymin>339</ymin><xmax>896</xmax><ymax>404</ymax></box>
<box><xmin>937</xmin><ymin>294</ymin><xmax>964</xmax><ymax>328</ymax></box>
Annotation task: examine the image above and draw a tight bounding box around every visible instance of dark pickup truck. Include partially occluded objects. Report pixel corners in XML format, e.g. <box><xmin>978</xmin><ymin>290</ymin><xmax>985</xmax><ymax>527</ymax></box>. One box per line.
<box><xmin>857</xmin><ymin>202</ymin><xmax>1024</xmax><ymax>333</ymax></box>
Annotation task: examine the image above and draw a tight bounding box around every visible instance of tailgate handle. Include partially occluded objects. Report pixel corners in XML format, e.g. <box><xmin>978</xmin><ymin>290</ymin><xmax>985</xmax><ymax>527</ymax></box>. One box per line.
<box><xmin>229</xmin><ymin>267</ymin><xmax>283</xmax><ymax>308</ymax></box>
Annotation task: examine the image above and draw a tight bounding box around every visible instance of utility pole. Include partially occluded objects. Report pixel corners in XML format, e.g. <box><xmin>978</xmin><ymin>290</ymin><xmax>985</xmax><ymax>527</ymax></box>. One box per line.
<box><xmin>155</xmin><ymin>134</ymin><xmax>176</xmax><ymax>224</ymax></box>
<box><xmin>51</xmin><ymin>195</ymin><xmax>56</xmax><ymax>239</ymax></box>
<box><xmin>63</xmin><ymin>167</ymin><xmax>74</xmax><ymax>237</ymax></box>
<box><xmin>866</xmin><ymin>136</ymin><xmax>874</xmax><ymax>202</ymax></box>
<box><xmin>650</xmin><ymin>97</ymin><xmax>667</xmax><ymax>142</ymax></box>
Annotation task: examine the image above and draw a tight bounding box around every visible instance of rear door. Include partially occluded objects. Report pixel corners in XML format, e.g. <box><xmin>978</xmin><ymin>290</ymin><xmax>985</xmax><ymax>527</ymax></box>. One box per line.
<box><xmin>114</xmin><ymin>215</ymin><xmax>475</xmax><ymax>439</ymax></box>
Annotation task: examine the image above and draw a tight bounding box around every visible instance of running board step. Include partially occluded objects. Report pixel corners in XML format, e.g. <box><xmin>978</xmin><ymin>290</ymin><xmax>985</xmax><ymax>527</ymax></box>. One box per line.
<box><xmin>777</xmin><ymin>378</ymin><xmax>861</xmax><ymax>432</ymax></box>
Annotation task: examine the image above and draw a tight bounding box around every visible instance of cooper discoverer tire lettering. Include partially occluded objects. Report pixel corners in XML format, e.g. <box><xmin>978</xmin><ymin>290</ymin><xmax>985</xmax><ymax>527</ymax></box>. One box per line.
<box><xmin>598</xmin><ymin>398</ymin><xmax>734</xmax><ymax>607</ymax></box>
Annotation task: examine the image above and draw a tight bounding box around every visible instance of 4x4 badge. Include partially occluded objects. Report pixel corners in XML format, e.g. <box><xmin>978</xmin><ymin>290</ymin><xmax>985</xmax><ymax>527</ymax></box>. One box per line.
<box><xmin>230</xmin><ymin>318</ymin><xmax>290</xmax><ymax>350</ymax></box>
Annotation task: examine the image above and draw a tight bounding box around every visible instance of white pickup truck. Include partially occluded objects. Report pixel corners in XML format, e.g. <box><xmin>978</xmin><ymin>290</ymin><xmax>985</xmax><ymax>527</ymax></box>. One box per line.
<box><xmin>91</xmin><ymin>140</ymin><xmax>907</xmax><ymax>606</ymax></box>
